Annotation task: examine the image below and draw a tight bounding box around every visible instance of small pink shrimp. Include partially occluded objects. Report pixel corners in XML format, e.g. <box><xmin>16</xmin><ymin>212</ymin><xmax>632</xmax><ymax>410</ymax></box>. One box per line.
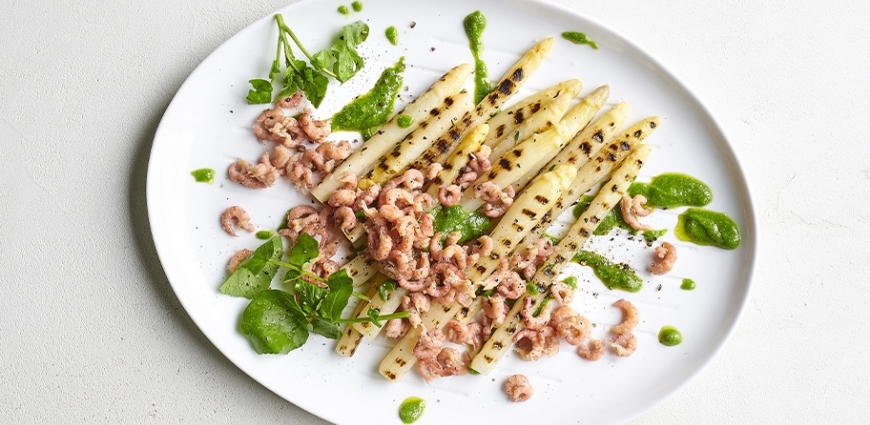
<box><xmin>444</xmin><ymin>320</ymin><xmax>472</xmax><ymax>345</ymax></box>
<box><xmin>328</xmin><ymin>188</ymin><xmax>357</xmax><ymax>208</ymax></box>
<box><xmin>521</xmin><ymin>296</ymin><xmax>551</xmax><ymax>330</ymax></box>
<box><xmin>228</xmin><ymin>160</ymin><xmax>267</xmax><ymax>189</ymax></box>
<box><xmin>549</xmin><ymin>305</ymin><xmax>579</xmax><ymax>328</ymax></box>
<box><xmin>495</xmin><ymin>272</ymin><xmax>526</xmax><ymax>299</ymax></box>
<box><xmin>436</xmin><ymin>347</ymin><xmax>470</xmax><ymax>377</ymax></box>
<box><xmin>539</xmin><ymin>326</ymin><xmax>560</xmax><ymax>357</ymax></box>
<box><xmin>611</xmin><ymin>333</ymin><xmax>638</xmax><ymax>357</ymax></box>
<box><xmin>413</xmin><ymin>328</ymin><xmax>445</xmax><ymax>361</ymax></box>
<box><xmin>221</xmin><ymin>206</ymin><xmax>255</xmax><ymax>236</ymax></box>
<box><xmin>298</xmin><ymin>107</ymin><xmax>331</xmax><ymax>142</ymax></box>
<box><xmin>333</xmin><ymin>206</ymin><xmax>356</xmax><ymax>232</ymax></box>
<box><xmin>611</xmin><ymin>299</ymin><xmax>639</xmax><ymax>335</ymax></box>
<box><xmin>650</xmin><ymin>241</ymin><xmax>677</xmax><ymax>275</ymax></box>
<box><xmin>472</xmin><ymin>235</ymin><xmax>494</xmax><ymax>257</ymax></box>
<box><xmin>482</xmin><ymin>294</ymin><xmax>508</xmax><ymax>327</ymax></box>
<box><xmin>401</xmin><ymin>169</ymin><xmax>425</xmax><ymax>190</ymax></box>
<box><xmin>578</xmin><ymin>338</ymin><xmax>606</xmax><ymax>361</ymax></box>
<box><xmin>556</xmin><ymin>315</ymin><xmax>591</xmax><ymax>346</ymax></box>
<box><xmin>276</xmin><ymin>90</ymin><xmax>303</xmax><ymax>109</ymax></box>
<box><xmin>483</xmin><ymin>202</ymin><xmax>509</xmax><ymax>218</ymax></box>
<box><xmin>512</xmin><ymin>329</ymin><xmax>545</xmax><ymax>361</ymax></box>
<box><xmin>384</xmin><ymin>318</ymin><xmax>409</xmax><ymax>339</ymax></box>
<box><xmin>473</xmin><ymin>181</ymin><xmax>502</xmax><ymax>203</ymax></box>
<box><xmin>549</xmin><ymin>281</ymin><xmax>574</xmax><ymax>306</ymax></box>
<box><xmin>438</xmin><ymin>185</ymin><xmax>462</xmax><ymax>206</ymax></box>
<box><xmin>620</xmin><ymin>195</ymin><xmax>651</xmax><ymax>231</ymax></box>
<box><xmin>317</xmin><ymin>140</ymin><xmax>352</xmax><ymax>162</ymax></box>
<box><xmin>456</xmin><ymin>170</ymin><xmax>478</xmax><ymax>189</ymax></box>
<box><xmin>425</xmin><ymin>163</ymin><xmax>443</xmax><ymax>181</ymax></box>
<box><xmin>504</xmin><ymin>374</ymin><xmax>534</xmax><ymax>402</ymax></box>
<box><xmin>227</xmin><ymin>248</ymin><xmax>253</xmax><ymax>272</ymax></box>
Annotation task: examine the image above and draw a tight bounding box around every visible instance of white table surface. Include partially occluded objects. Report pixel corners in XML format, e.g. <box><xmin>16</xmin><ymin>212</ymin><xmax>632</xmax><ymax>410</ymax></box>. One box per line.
<box><xmin>2</xmin><ymin>0</ymin><xmax>868</xmax><ymax>423</ymax></box>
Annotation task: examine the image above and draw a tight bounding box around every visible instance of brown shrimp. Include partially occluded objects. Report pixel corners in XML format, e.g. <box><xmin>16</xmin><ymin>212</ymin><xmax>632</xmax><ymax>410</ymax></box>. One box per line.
<box><xmin>521</xmin><ymin>296</ymin><xmax>551</xmax><ymax>330</ymax></box>
<box><xmin>438</xmin><ymin>185</ymin><xmax>462</xmax><ymax>207</ymax></box>
<box><xmin>227</xmin><ymin>248</ymin><xmax>253</xmax><ymax>272</ymax></box>
<box><xmin>611</xmin><ymin>333</ymin><xmax>638</xmax><ymax>357</ymax></box>
<box><xmin>221</xmin><ymin>206</ymin><xmax>255</xmax><ymax>236</ymax></box>
<box><xmin>504</xmin><ymin>374</ymin><xmax>534</xmax><ymax>402</ymax></box>
<box><xmin>650</xmin><ymin>241</ymin><xmax>677</xmax><ymax>275</ymax></box>
<box><xmin>611</xmin><ymin>299</ymin><xmax>639</xmax><ymax>335</ymax></box>
<box><xmin>578</xmin><ymin>338</ymin><xmax>606</xmax><ymax>361</ymax></box>
<box><xmin>298</xmin><ymin>108</ymin><xmax>330</xmax><ymax>142</ymax></box>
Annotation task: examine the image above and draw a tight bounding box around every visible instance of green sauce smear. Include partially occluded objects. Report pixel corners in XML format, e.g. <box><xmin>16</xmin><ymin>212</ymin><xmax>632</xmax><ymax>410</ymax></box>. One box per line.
<box><xmin>386</xmin><ymin>26</ymin><xmax>399</xmax><ymax>45</ymax></box>
<box><xmin>331</xmin><ymin>57</ymin><xmax>405</xmax><ymax>139</ymax></box>
<box><xmin>397</xmin><ymin>114</ymin><xmax>414</xmax><ymax>128</ymax></box>
<box><xmin>399</xmin><ymin>397</ymin><xmax>425</xmax><ymax>424</ymax></box>
<box><xmin>463</xmin><ymin>10</ymin><xmax>491</xmax><ymax>104</ymax></box>
<box><xmin>337</xmin><ymin>5</ymin><xmax>349</xmax><ymax>15</ymax></box>
<box><xmin>628</xmin><ymin>172</ymin><xmax>713</xmax><ymax>209</ymax></box>
<box><xmin>429</xmin><ymin>204</ymin><xmax>492</xmax><ymax>244</ymax></box>
<box><xmin>351</xmin><ymin>1</ymin><xmax>363</xmax><ymax>12</ymax></box>
<box><xmin>190</xmin><ymin>168</ymin><xmax>215</xmax><ymax>184</ymax></box>
<box><xmin>643</xmin><ymin>228</ymin><xmax>667</xmax><ymax>244</ymax></box>
<box><xmin>572</xmin><ymin>250</ymin><xmax>643</xmax><ymax>292</ymax></box>
<box><xmin>681</xmin><ymin>278</ymin><xmax>696</xmax><ymax>291</ymax></box>
<box><xmin>562</xmin><ymin>31</ymin><xmax>599</xmax><ymax>49</ymax></box>
<box><xmin>675</xmin><ymin>208</ymin><xmax>741</xmax><ymax>250</ymax></box>
<box><xmin>256</xmin><ymin>230</ymin><xmax>274</xmax><ymax>240</ymax></box>
<box><xmin>658</xmin><ymin>326</ymin><xmax>683</xmax><ymax>346</ymax></box>
<box><xmin>573</xmin><ymin>195</ymin><xmax>633</xmax><ymax>235</ymax></box>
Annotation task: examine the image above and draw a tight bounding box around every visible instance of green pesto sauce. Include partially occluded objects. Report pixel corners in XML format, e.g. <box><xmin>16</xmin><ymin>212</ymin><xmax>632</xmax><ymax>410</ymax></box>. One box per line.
<box><xmin>351</xmin><ymin>1</ymin><xmax>363</xmax><ymax>12</ymax></box>
<box><xmin>331</xmin><ymin>57</ymin><xmax>405</xmax><ymax>139</ymax></box>
<box><xmin>643</xmin><ymin>228</ymin><xmax>667</xmax><ymax>244</ymax></box>
<box><xmin>573</xmin><ymin>195</ymin><xmax>633</xmax><ymax>235</ymax></box>
<box><xmin>464</xmin><ymin>10</ymin><xmax>491</xmax><ymax>104</ymax></box>
<box><xmin>337</xmin><ymin>5</ymin><xmax>349</xmax><ymax>15</ymax></box>
<box><xmin>399</xmin><ymin>397</ymin><xmax>425</xmax><ymax>424</ymax></box>
<box><xmin>561</xmin><ymin>276</ymin><xmax>578</xmax><ymax>290</ymax></box>
<box><xmin>397</xmin><ymin>114</ymin><xmax>414</xmax><ymax>128</ymax></box>
<box><xmin>562</xmin><ymin>31</ymin><xmax>600</xmax><ymax>49</ymax></box>
<box><xmin>256</xmin><ymin>230</ymin><xmax>274</xmax><ymax>240</ymax></box>
<box><xmin>190</xmin><ymin>168</ymin><xmax>215</xmax><ymax>184</ymax></box>
<box><xmin>385</xmin><ymin>26</ymin><xmax>399</xmax><ymax>46</ymax></box>
<box><xmin>675</xmin><ymin>208</ymin><xmax>741</xmax><ymax>250</ymax></box>
<box><xmin>681</xmin><ymin>278</ymin><xmax>696</xmax><ymax>291</ymax></box>
<box><xmin>429</xmin><ymin>204</ymin><xmax>492</xmax><ymax>245</ymax></box>
<box><xmin>572</xmin><ymin>250</ymin><xmax>643</xmax><ymax>292</ymax></box>
<box><xmin>658</xmin><ymin>326</ymin><xmax>683</xmax><ymax>346</ymax></box>
<box><xmin>543</xmin><ymin>232</ymin><xmax>562</xmax><ymax>245</ymax></box>
<box><xmin>628</xmin><ymin>173</ymin><xmax>713</xmax><ymax>209</ymax></box>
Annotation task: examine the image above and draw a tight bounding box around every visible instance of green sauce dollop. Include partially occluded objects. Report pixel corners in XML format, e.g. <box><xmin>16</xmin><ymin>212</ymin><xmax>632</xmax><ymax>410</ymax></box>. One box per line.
<box><xmin>681</xmin><ymin>278</ymin><xmax>696</xmax><ymax>291</ymax></box>
<box><xmin>463</xmin><ymin>11</ymin><xmax>491</xmax><ymax>104</ymax></box>
<box><xmin>572</xmin><ymin>250</ymin><xmax>643</xmax><ymax>292</ymax></box>
<box><xmin>190</xmin><ymin>168</ymin><xmax>215</xmax><ymax>184</ymax></box>
<box><xmin>675</xmin><ymin>208</ymin><xmax>741</xmax><ymax>250</ymax></box>
<box><xmin>397</xmin><ymin>114</ymin><xmax>414</xmax><ymax>128</ymax></box>
<box><xmin>628</xmin><ymin>173</ymin><xmax>713</xmax><ymax>208</ymax></box>
<box><xmin>399</xmin><ymin>397</ymin><xmax>425</xmax><ymax>424</ymax></box>
<box><xmin>351</xmin><ymin>1</ymin><xmax>363</xmax><ymax>12</ymax></box>
<box><xmin>658</xmin><ymin>326</ymin><xmax>683</xmax><ymax>346</ymax></box>
<box><xmin>332</xmin><ymin>57</ymin><xmax>405</xmax><ymax>139</ymax></box>
<box><xmin>256</xmin><ymin>230</ymin><xmax>274</xmax><ymax>240</ymax></box>
<box><xmin>561</xmin><ymin>31</ymin><xmax>599</xmax><ymax>49</ymax></box>
<box><xmin>386</xmin><ymin>26</ymin><xmax>399</xmax><ymax>46</ymax></box>
<box><xmin>337</xmin><ymin>5</ymin><xmax>349</xmax><ymax>15</ymax></box>
<box><xmin>643</xmin><ymin>228</ymin><xmax>667</xmax><ymax>244</ymax></box>
<box><xmin>430</xmin><ymin>204</ymin><xmax>492</xmax><ymax>244</ymax></box>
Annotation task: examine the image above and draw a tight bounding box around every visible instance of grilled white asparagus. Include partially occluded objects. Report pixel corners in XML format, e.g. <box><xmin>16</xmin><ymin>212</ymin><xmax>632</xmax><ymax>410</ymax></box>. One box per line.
<box><xmin>410</xmin><ymin>37</ymin><xmax>555</xmax><ymax>170</ymax></box>
<box><xmin>469</xmin><ymin>144</ymin><xmax>653</xmax><ymax>375</ymax></box>
<box><xmin>377</xmin><ymin>164</ymin><xmax>577</xmax><ymax>381</ymax></box>
<box><xmin>335</xmin><ymin>278</ymin><xmax>379</xmax><ymax>357</ymax></box>
<box><xmin>352</xmin><ymin>275</ymin><xmax>408</xmax><ymax>339</ymax></box>
<box><xmin>312</xmin><ymin>64</ymin><xmax>473</xmax><ymax>203</ymax></box>
<box><xmin>426</xmin><ymin>123</ymin><xmax>489</xmax><ymax>195</ymax></box>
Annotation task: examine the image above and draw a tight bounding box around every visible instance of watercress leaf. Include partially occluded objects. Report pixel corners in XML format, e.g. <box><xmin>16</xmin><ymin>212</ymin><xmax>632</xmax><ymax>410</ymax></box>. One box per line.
<box><xmin>246</xmin><ymin>79</ymin><xmax>273</xmax><ymax>104</ymax></box>
<box><xmin>282</xmin><ymin>268</ymin><xmax>301</xmax><ymax>284</ymax></box>
<box><xmin>239</xmin><ymin>289</ymin><xmax>309</xmax><ymax>354</ymax></box>
<box><xmin>311</xmin><ymin>48</ymin><xmax>334</xmax><ymax>71</ymax></box>
<box><xmin>219</xmin><ymin>237</ymin><xmax>283</xmax><ymax>298</ymax></box>
<box><xmin>366</xmin><ymin>307</ymin><xmax>383</xmax><ymax>328</ymax></box>
<box><xmin>299</xmin><ymin>67</ymin><xmax>330</xmax><ymax>108</ymax></box>
<box><xmin>378</xmin><ymin>279</ymin><xmax>397</xmax><ymax>301</ymax></box>
<box><xmin>309</xmin><ymin>316</ymin><xmax>341</xmax><ymax>339</ymax></box>
<box><xmin>268</xmin><ymin>59</ymin><xmax>281</xmax><ymax>81</ymax></box>
<box><xmin>331</xmin><ymin>42</ymin><xmax>364</xmax><ymax>83</ymax></box>
<box><xmin>320</xmin><ymin>269</ymin><xmax>353</xmax><ymax>321</ymax></box>
<box><xmin>341</xmin><ymin>21</ymin><xmax>370</xmax><ymax>47</ymax></box>
<box><xmin>295</xmin><ymin>279</ymin><xmax>328</xmax><ymax>315</ymax></box>
<box><xmin>288</xmin><ymin>233</ymin><xmax>320</xmax><ymax>268</ymax></box>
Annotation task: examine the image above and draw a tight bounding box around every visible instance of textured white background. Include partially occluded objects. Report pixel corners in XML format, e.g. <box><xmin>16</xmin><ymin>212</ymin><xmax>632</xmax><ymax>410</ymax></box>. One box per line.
<box><xmin>1</xmin><ymin>0</ymin><xmax>868</xmax><ymax>424</ymax></box>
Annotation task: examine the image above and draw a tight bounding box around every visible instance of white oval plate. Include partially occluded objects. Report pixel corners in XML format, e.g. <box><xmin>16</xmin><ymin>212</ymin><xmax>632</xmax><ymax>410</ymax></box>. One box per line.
<box><xmin>147</xmin><ymin>0</ymin><xmax>757</xmax><ymax>424</ymax></box>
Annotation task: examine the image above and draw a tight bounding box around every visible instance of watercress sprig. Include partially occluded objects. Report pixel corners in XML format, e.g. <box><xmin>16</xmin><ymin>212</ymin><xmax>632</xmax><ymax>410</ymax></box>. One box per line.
<box><xmin>246</xmin><ymin>13</ymin><xmax>370</xmax><ymax>107</ymax></box>
<box><xmin>223</xmin><ymin>234</ymin><xmax>409</xmax><ymax>354</ymax></box>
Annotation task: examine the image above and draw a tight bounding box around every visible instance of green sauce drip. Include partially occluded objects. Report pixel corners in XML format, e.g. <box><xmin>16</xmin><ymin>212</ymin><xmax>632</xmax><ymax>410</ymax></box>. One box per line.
<box><xmin>385</xmin><ymin>26</ymin><xmax>399</xmax><ymax>46</ymax></box>
<box><xmin>561</xmin><ymin>276</ymin><xmax>578</xmax><ymax>290</ymax></box>
<box><xmin>256</xmin><ymin>230</ymin><xmax>274</xmax><ymax>240</ymax></box>
<box><xmin>561</xmin><ymin>31</ymin><xmax>600</xmax><ymax>49</ymax></box>
<box><xmin>628</xmin><ymin>173</ymin><xmax>713</xmax><ymax>208</ymax></box>
<box><xmin>463</xmin><ymin>11</ymin><xmax>491</xmax><ymax>104</ymax></box>
<box><xmin>190</xmin><ymin>168</ymin><xmax>215</xmax><ymax>184</ymax></box>
<box><xmin>337</xmin><ymin>5</ymin><xmax>349</xmax><ymax>15</ymax></box>
<box><xmin>675</xmin><ymin>208</ymin><xmax>741</xmax><ymax>250</ymax></box>
<box><xmin>542</xmin><ymin>232</ymin><xmax>562</xmax><ymax>245</ymax></box>
<box><xmin>331</xmin><ymin>57</ymin><xmax>405</xmax><ymax>139</ymax></box>
<box><xmin>658</xmin><ymin>326</ymin><xmax>683</xmax><ymax>346</ymax></box>
<box><xmin>573</xmin><ymin>195</ymin><xmax>633</xmax><ymax>235</ymax></box>
<box><xmin>429</xmin><ymin>204</ymin><xmax>492</xmax><ymax>245</ymax></box>
<box><xmin>681</xmin><ymin>278</ymin><xmax>696</xmax><ymax>291</ymax></box>
<box><xmin>643</xmin><ymin>228</ymin><xmax>667</xmax><ymax>244</ymax></box>
<box><xmin>572</xmin><ymin>250</ymin><xmax>643</xmax><ymax>292</ymax></box>
<box><xmin>399</xmin><ymin>397</ymin><xmax>425</xmax><ymax>424</ymax></box>
<box><xmin>397</xmin><ymin>114</ymin><xmax>414</xmax><ymax>128</ymax></box>
<box><xmin>351</xmin><ymin>1</ymin><xmax>363</xmax><ymax>12</ymax></box>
